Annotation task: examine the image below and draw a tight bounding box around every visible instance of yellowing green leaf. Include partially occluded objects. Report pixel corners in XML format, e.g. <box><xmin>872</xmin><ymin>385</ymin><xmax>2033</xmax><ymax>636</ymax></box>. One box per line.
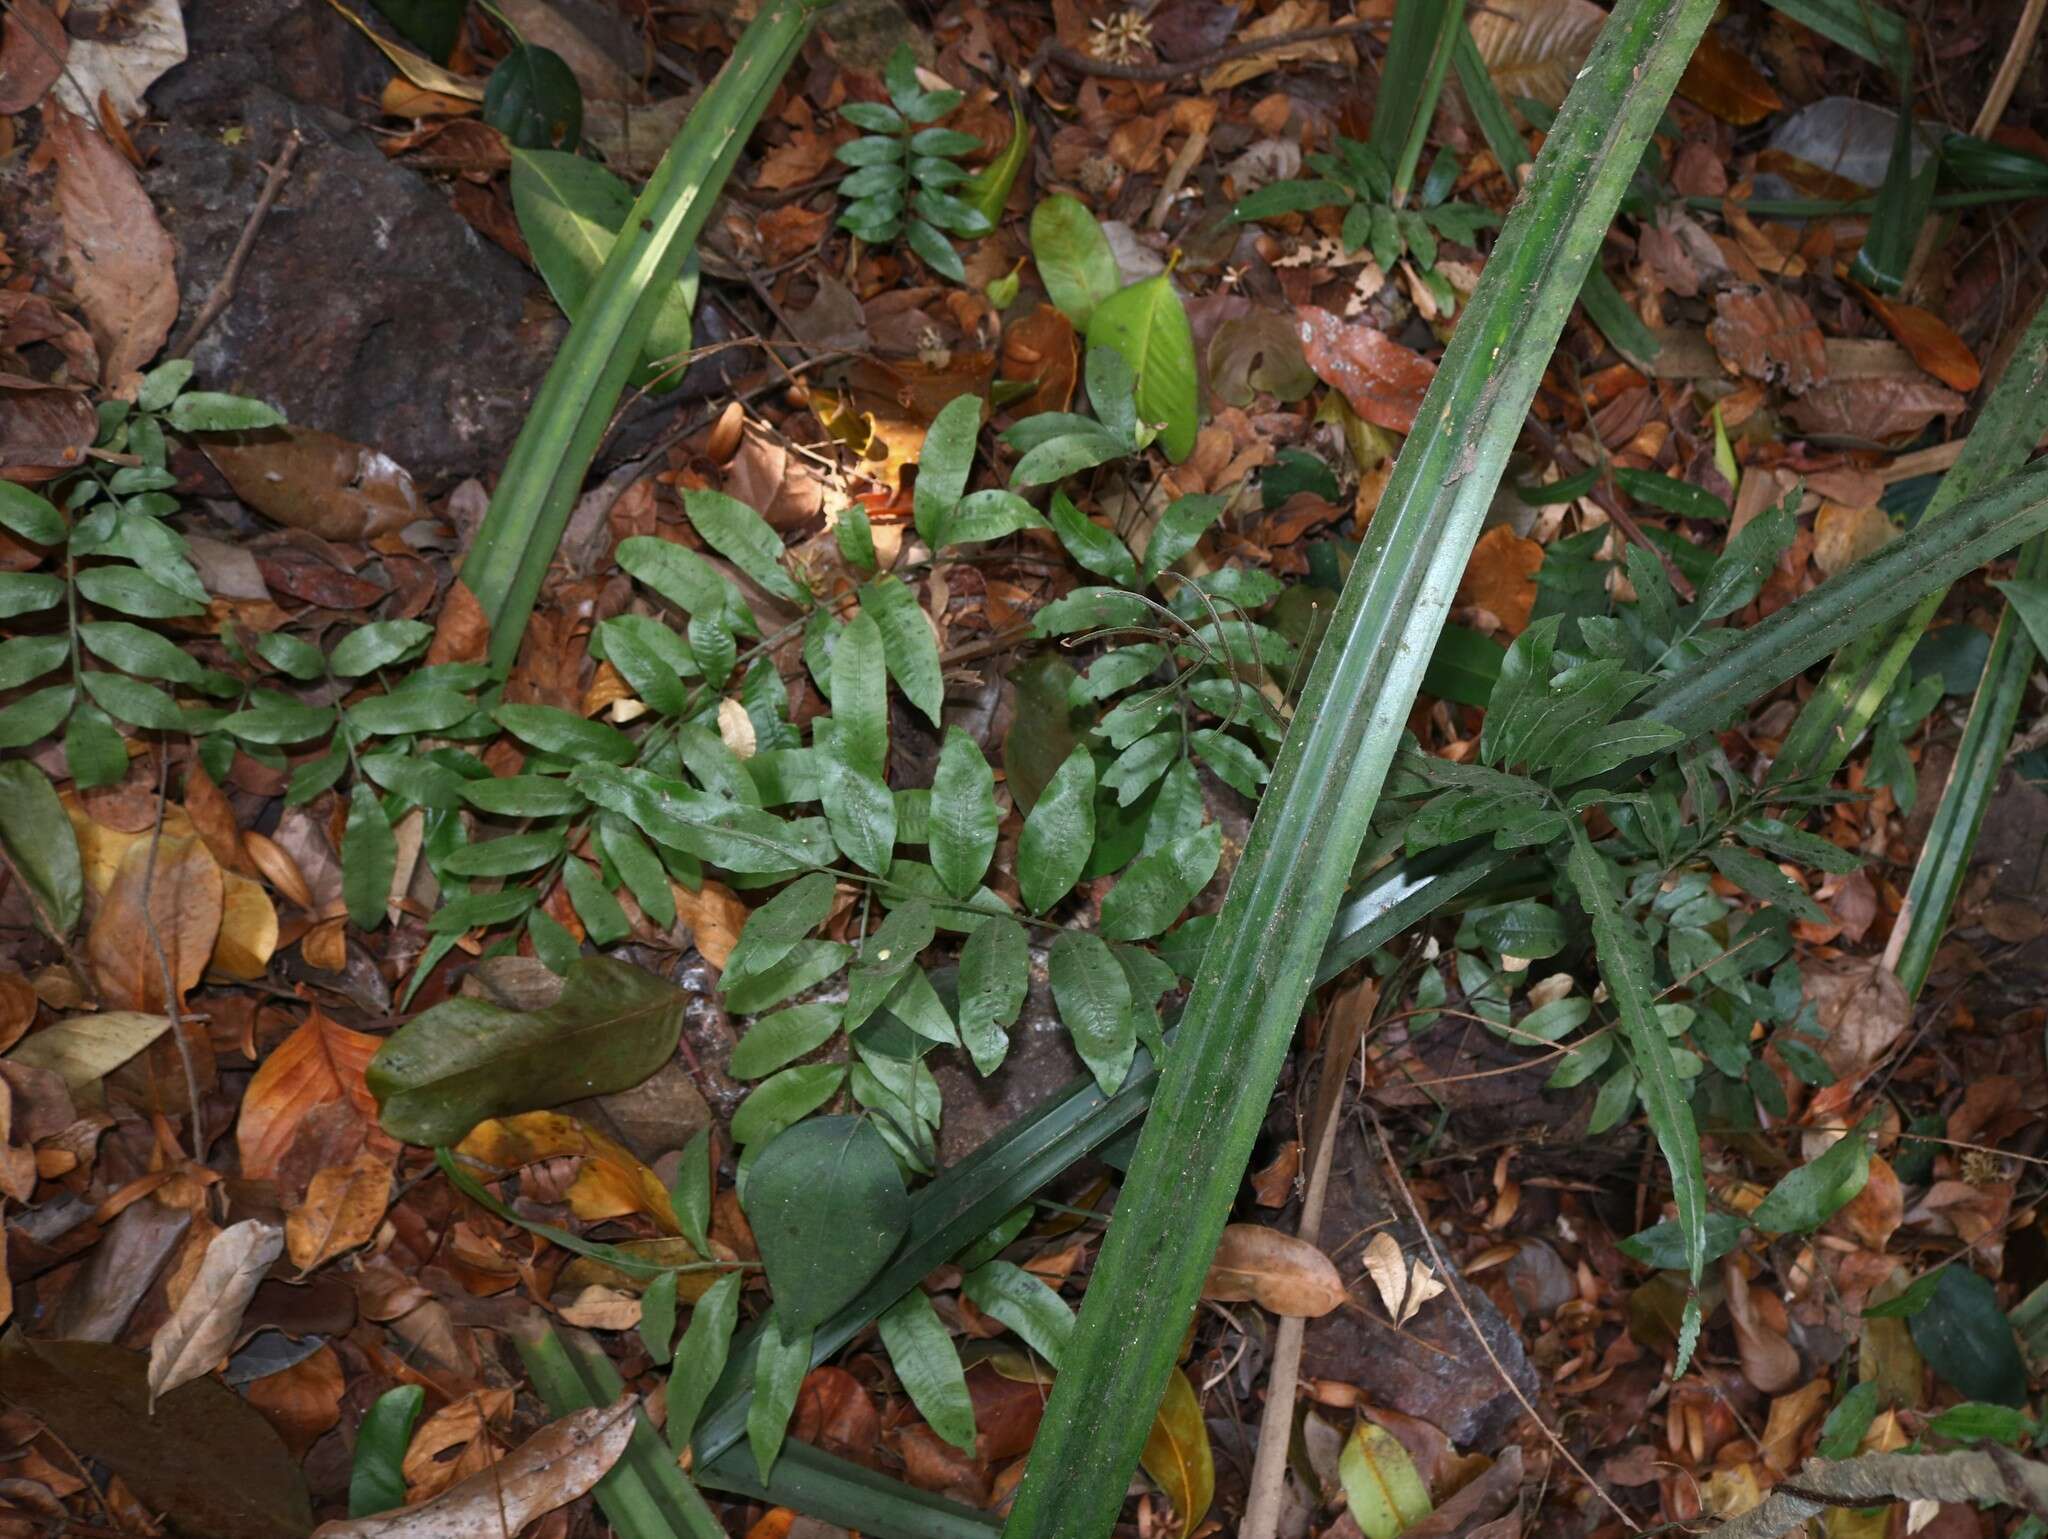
<box><xmin>1339</xmin><ymin>1421</ymin><xmax>1432</xmax><ymax>1539</ymax></box>
<box><xmin>1086</xmin><ymin>274</ymin><xmax>1199</xmax><ymax>462</ymax></box>
<box><xmin>1140</xmin><ymin>1368</ymin><xmax>1214</xmax><ymax>1538</ymax></box>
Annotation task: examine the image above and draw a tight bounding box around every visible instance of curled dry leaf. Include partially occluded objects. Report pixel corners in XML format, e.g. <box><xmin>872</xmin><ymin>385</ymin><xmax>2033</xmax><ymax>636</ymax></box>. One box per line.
<box><xmin>1295</xmin><ymin>305</ymin><xmax>1436</xmax><ymax>435</ymax></box>
<box><xmin>237</xmin><ymin>1010</ymin><xmax>382</xmax><ymax>1182</ymax></box>
<box><xmin>1201</xmin><ymin>1222</ymin><xmax>1346</xmax><ymax>1317</ymax></box>
<box><xmin>88</xmin><ymin>835</ymin><xmax>224</xmax><ymax>1014</ymax></box>
<box><xmin>313</xmin><ymin>1396</ymin><xmax>636</xmax><ymax>1537</ymax></box>
<box><xmin>457</xmin><ymin>1110</ymin><xmax>678</xmax><ymax>1232</ymax></box>
<box><xmin>1677</xmin><ymin>30</ymin><xmax>1783</xmax><ymax>124</ymax></box>
<box><xmin>1468</xmin><ymin>0</ymin><xmax>1604</xmax><ymax>109</ymax></box>
<box><xmin>0</xmin><ymin>0</ymin><xmax>66</xmax><ymax>115</ymax></box>
<box><xmin>244</xmin><ymin>831</ymin><xmax>316</xmax><ymax>911</ymax></box>
<box><xmin>49</xmin><ymin>0</ymin><xmax>184</xmax><ymax>123</ymax></box>
<box><xmin>147</xmin><ymin>1219</ymin><xmax>284</xmax><ymax>1407</ymax></box>
<box><xmin>1138</xmin><ymin>1366</ymin><xmax>1214</xmax><ymax>1538</ymax></box>
<box><xmin>42</xmin><ymin>104</ymin><xmax>179</xmax><ymax>392</ymax></box>
<box><xmin>204</xmin><ymin>427</ymin><xmax>425</xmax><ymax>544</ymax></box>
<box><xmin>1360</xmin><ymin>1230</ymin><xmax>1447</xmax><ymax>1325</ymax></box>
<box><xmin>286</xmin><ymin>1150</ymin><xmax>394</xmax><ymax>1272</ymax></box>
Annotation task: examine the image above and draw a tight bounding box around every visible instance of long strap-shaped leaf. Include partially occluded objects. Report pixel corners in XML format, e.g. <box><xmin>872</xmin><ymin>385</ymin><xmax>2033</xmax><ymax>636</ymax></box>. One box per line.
<box><xmin>460</xmin><ymin>0</ymin><xmax>830</xmax><ymax>673</ymax></box>
<box><xmin>998</xmin><ymin>0</ymin><xmax>1718</xmax><ymax>1530</ymax></box>
<box><xmin>1889</xmin><ymin>528</ymin><xmax>2048</xmax><ymax>996</ymax></box>
<box><xmin>1770</xmin><ymin>299</ymin><xmax>2048</xmax><ymax>783</ymax></box>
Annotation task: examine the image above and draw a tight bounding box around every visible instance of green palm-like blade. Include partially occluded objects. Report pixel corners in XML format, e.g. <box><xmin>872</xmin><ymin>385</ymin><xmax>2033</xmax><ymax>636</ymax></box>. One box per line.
<box><xmin>996</xmin><ymin>0</ymin><xmax>1719</xmax><ymax>1529</ymax></box>
<box><xmin>461</xmin><ymin>0</ymin><xmax>829</xmax><ymax>673</ymax></box>
<box><xmin>1771</xmin><ymin>299</ymin><xmax>2048</xmax><ymax>784</ymax></box>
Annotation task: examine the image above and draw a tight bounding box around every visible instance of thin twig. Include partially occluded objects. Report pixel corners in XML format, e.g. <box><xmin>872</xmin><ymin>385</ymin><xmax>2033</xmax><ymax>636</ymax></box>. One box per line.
<box><xmin>169</xmin><ymin>131</ymin><xmax>304</xmax><ymax>360</ymax></box>
<box><xmin>139</xmin><ymin>749</ymin><xmax>206</xmax><ymax>1153</ymax></box>
<box><xmin>1366</xmin><ymin>1103</ymin><xmax>1642</xmax><ymax>1532</ymax></box>
<box><xmin>1025</xmin><ymin>21</ymin><xmax>1382</xmax><ymax>85</ymax></box>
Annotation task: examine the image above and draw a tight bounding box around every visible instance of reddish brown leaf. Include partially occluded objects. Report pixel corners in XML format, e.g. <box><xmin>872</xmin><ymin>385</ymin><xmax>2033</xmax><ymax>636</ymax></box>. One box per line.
<box><xmin>43</xmin><ymin>104</ymin><xmax>179</xmax><ymax>392</ymax></box>
<box><xmin>183</xmin><ymin>760</ymin><xmax>253</xmax><ymax>877</ymax></box>
<box><xmin>1708</xmin><ymin>285</ymin><xmax>1827</xmax><ymax>391</ymax></box>
<box><xmin>1002</xmin><ymin>304</ymin><xmax>1080</xmax><ymax>417</ymax></box>
<box><xmin>204</xmin><ymin>427</ymin><xmax>424</xmax><ymax>543</ymax></box>
<box><xmin>1294</xmin><ymin>305</ymin><xmax>1435</xmax><ymax>433</ymax></box>
<box><xmin>1457</xmin><ymin>524</ymin><xmax>1544</xmax><ymax>635</ymax></box>
<box><xmin>0</xmin><ymin>0</ymin><xmax>66</xmax><ymax>117</ymax></box>
<box><xmin>0</xmin><ymin>380</ymin><xmax>97</xmax><ymax>480</ymax></box>
<box><xmin>1784</xmin><ymin>375</ymin><xmax>1965</xmax><ymax>440</ymax></box>
<box><xmin>425</xmin><ymin>577</ymin><xmax>491</xmax><ymax>665</ymax></box>
<box><xmin>1678</xmin><ymin>30</ymin><xmax>1784</xmax><ymax>124</ymax></box>
<box><xmin>792</xmin><ymin>1366</ymin><xmax>880</xmax><ymax>1465</ymax></box>
<box><xmin>236</xmin><ymin>1010</ymin><xmax>382</xmax><ymax>1182</ymax></box>
<box><xmin>243</xmin><ymin>1343</ymin><xmax>345</xmax><ymax>1461</ymax></box>
<box><xmin>88</xmin><ymin>836</ymin><xmax>224</xmax><ymax>1014</ymax></box>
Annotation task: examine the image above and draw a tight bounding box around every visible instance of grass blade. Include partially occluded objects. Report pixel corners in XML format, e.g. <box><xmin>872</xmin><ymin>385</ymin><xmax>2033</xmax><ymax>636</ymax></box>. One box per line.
<box><xmin>1771</xmin><ymin>299</ymin><xmax>2048</xmax><ymax>783</ymax></box>
<box><xmin>460</xmin><ymin>0</ymin><xmax>828</xmax><ymax>672</ymax></box>
<box><xmin>698</xmin><ymin>1440</ymin><xmax>1000</xmax><ymax>1538</ymax></box>
<box><xmin>996</xmin><ymin>0</ymin><xmax>1720</xmax><ymax>1528</ymax></box>
<box><xmin>1888</xmin><ymin>531</ymin><xmax>2048</xmax><ymax>996</ymax></box>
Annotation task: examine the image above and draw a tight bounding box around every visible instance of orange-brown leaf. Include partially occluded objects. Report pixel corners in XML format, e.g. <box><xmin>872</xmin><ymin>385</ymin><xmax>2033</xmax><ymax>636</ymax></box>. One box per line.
<box><xmin>88</xmin><ymin>835</ymin><xmax>223</xmax><ymax>1013</ymax></box>
<box><xmin>1295</xmin><ymin>305</ymin><xmax>1435</xmax><ymax>434</ymax></box>
<box><xmin>1457</xmin><ymin>524</ymin><xmax>1544</xmax><ymax>635</ymax></box>
<box><xmin>1858</xmin><ymin>288</ymin><xmax>1981</xmax><ymax>393</ymax></box>
<box><xmin>286</xmin><ymin>1150</ymin><xmax>394</xmax><ymax>1272</ymax></box>
<box><xmin>1677</xmin><ymin>31</ymin><xmax>1783</xmax><ymax>124</ymax></box>
<box><xmin>237</xmin><ymin>1010</ymin><xmax>382</xmax><ymax>1182</ymax></box>
<box><xmin>1201</xmin><ymin>1223</ymin><xmax>1346</xmax><ymax>1316</ymax></box>
<box><xmin>43</xmin><ymin>102</ymin><xmax>177</xmax><ymax>389</ymax></box>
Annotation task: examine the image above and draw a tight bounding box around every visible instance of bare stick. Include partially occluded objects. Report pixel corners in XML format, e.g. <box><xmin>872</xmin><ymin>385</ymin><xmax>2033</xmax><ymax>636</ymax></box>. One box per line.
<box><xmin>140</xmin><ymin>748</ymin><xmax>206</xmax><ymax>1153</ymax></box>
<box><xmin>169</xmin><ymin>131</ymin><xmax>304</xmax><ymax>360</ymax></box>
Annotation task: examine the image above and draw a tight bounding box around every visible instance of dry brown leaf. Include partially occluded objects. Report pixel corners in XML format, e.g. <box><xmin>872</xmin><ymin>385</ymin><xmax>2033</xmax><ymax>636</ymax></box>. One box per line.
<box><xmin>557</xmin><ymin>1284</ymin><xmax>643</xmax><ymax>1330</ymax></box>
<box><xmin>1783</xmin><ymin>376</ymin><xmax>1964</xmax><ymax>440</ymax></box>
<box><xmin>1678</xmin><ymin>30</ymin><xmax>1783</xmax><ymax>123</ymax></box>
<box><xmin>88</xmin><ymin>835</ymin><xmax>223</xmax><ymax>1013</ymax></box>
<box><xmin>244</xmin><ymin>830</ymin><xmax>315</xmax><ymax>910</ymax></box>
<box><xmin>1858</xmin><ymin>290</ymin><xmax>1980</xmax><ymax>393</ymax></box>
<box><xmin>204</xmin><ymin>427</ymin><xmax>424</xmax><ymax>543</ymax></box>
<box><xmin>146</xmin><ymin>1219</ymin><xmax>282</xmax><ymax>1407</ymax></box>
<box><xmin>1201</xmin><ymin>0</ymin><xmax>1358</xmax><ymax>90</ymax></box>
<box><xmin>0</xmin><ymin>970</ymin><xmax>36</xmax><ymax>1054</ymax></box>
<box><xmin>401</xmin><ymin>1390</ymin><xmax>515</xmax><ymax>1503</ymax></box>
<box><xmin>1359</xmin><ymin>1230</ymin><xmax>1445</xmax><ymax>1324</ymax></box>
<box><xmin>1457</xmin><ymin>524</ymin><xmax>1543</xmax><ymax>635</ymax></box>
<box><xmin>1468</xmin><ymin>0</ymin><xmax>1604</xmax><ymax>109</ymax></box>
<box><xmin>1295</xmin><ymin>305</ymin><xmax>1436</xmax><ymax>435</ymax></box>
<box><xmin>182</xmin><ymin>760</ymin><xmax>253</xmax><ymax>876</ymax></box>
<box><xmin>1759</xmin><ymin>1379</ymin><xmax>1832</xmax><ymax>1472</ymax></box>
<box><xmin>1812</xmin><ymin>503</ymin><xmax>1897</xmax><ymax>577</ymax></box>
<box><xmin>1837</xmin><ymin>1154</ymin><xmax>1902</xmax><ymax>1251</ymax></box>
<box><xmin>425</xmin><ymin>577</ymin><xmax>491</xmax><ymax>666</ymax></box>
<box><xmin>1708</xmin><ymin>285</ymin><xmax>1827</xmax><ymax>391</ymax></box>
<box><xmin>1201</xmin><ymin>1223</ymin><xmax>1346</xmax><ymax>1316</ymax></box>
<box><xmin>236</xmin><ymin>1010</ymin><xmax>382</xmax><ymax>1182</ymax></box>
<box><xmin>457</xmin><ymin>1111</ymin><xmax>678</xmax><ymax>1232</ymax></box>
<box><xmin>43</xmin><ymin>104</ymin><xmax>179</xmax><ymax>392</ymax></box>
<box><xmin>1803</xmin><ymin>957</ymin><xmax>1908</xmax><ymax>1078</ymax></box>
<box><xmin>1723</xmin><ymin>1258</ymin><xmax>1800</xmax><ymax>1393</ymax></box>
<box><xmin>675</xmin><ymin>878</ymin><xmax>749</xmax><ymax>968</ymax></box>
<box><xmin>244</xmin><ymin>1342</ymin><xmax>346</xmax><ymax>1460</ymax></box>
<box><xmin>316</xmin><ymin>1397</ymin><xmax>636</xmax><ymax>1538</ymax></box>
<box><xmin>0</xmin><ymin>0</ymin><xmax>66</xmax><ymax>114</ymax></box>
<box><xmin>285</xmin><ymin>1150</ymin><xmax>393</xmax><ymax>1272</ymax></box>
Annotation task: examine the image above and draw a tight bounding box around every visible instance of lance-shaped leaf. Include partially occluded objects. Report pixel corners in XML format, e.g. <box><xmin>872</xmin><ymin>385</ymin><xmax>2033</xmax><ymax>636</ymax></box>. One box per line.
<box><xmin>367</xmin><ymin>958</ymin><xmax>687</xmax><ymax>1145</ymax></box>
<box><xmin>995</xmin><ymin>0</ymin><xmax>1722</xmax><ymax>1526</ymax></box>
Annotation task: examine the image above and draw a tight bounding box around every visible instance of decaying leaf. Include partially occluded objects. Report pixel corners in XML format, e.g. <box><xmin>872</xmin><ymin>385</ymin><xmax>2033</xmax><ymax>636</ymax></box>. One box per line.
<box><xmin>1138</xmin><ymin>1366</ymin><xmax>1214</xmax><ymax>1538</ymax></box>
<box><xmin>286</xmin><ymin>1151</ymin><xmax>394</xmax><ymax>1272</ymax></box>
<box><xmin>1201</xmin><ymin>1223</ymin><xmax>1346</xmax><ymax>1316</ymax></box>
<box><xmin>87</xmin><ymin>836</ymin><xmax>223</xmax><ymax>1013</ymax></box>
<box><xmin>1457</xmin><ymin>525</ymin><xmax>1544</xmax><ymax>635</ymax></box>
<box><xmin>0</xmin><ymin>0</ymin><xmax>67</xmax><ymax>115</ymax></box>
<box><xmin>237</xmin><ymin>1010</ymin><xmax>383</xmax><ymax>1181</ymax></box>
<box><xmin>1784</xmin><ymin>375</ymin><xmax>1966</xmax><ymax>441</ymax></box>
<box><xmin>1803</xmin><ymin>957</ymin><xmax>1909</xmax><ymax>1078</ymax></box>
<box><xmin>204</xmin><ymin>427</ymin><xmax>425</xmax><ymax>543</ymax></box>
<box><xmin>147</xmin><ymin>1219</ymin><xmax>284</xmax><ymax>1406</ymax></box>
<box><xmin>5</xmin><ymin>1010</ymin><xmax>171</xmax><ymax>1091</ymax></box>
<box><xmin>1360</xmin><ymin>1230</ymin><xmax>1447</xmax><ymax>1325</ymax></box>
<box><xmin>1468</xmin><ymin>0</ymin><xmax>1605</xmax><ymax>110</ymax></box>
<box><xmin>1812</xmin><ymin>503</ymin><xmax>1897</xmax><ymax>577</ymax></box>
<box><xmin>1708</xmin><ymin>285</ymin><xmax>1828</xmax><ymax>392</ymax></box>
<box><xmin>458</xmin><ymin>1111</ymin><xmax>679</xmax><ymax>1232</ymax></box>
<box><xmin>312</xmin><ymin>1396</ymin><xmax>636</xmax><ymax>1536</ymax></box>
<box><xmin>1295</xmin><ymin>306</ymin><xmax>1437</xmax><ymax>436</ymax></box>
<box><xmin>675</xmin><ymin>877</ymin><xmax>750</xmax><ymax>968</ymax></box>
<box><xmin>43</xmin><ymin>104</ymin><xmax>180</xmax><ymax>391</ymax></box>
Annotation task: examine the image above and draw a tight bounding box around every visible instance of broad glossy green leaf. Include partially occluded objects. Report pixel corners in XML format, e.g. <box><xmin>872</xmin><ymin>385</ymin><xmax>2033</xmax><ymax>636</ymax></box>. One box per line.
<box><xmin>1908</xmin><ymin>1266</ymin><xmax>2027</xmax><ymax>1406</ymax></box>
<box><xmin>327</xmin><ymin>620</ymin><xmax>434</xmax><ymax>678</ymax></box>
<box><xmin>1048</xmin><ymin>491</ymin><xmax>1138</xmax><ymax>586</ymax></box>
<box><xmin>878</xmin><ymin>1289</ymin><xmax>978</xmax><ymax>1454</ymax></box>
<box><xmin>1017</xmin><ymin>746</ymin><xmax>1095</xmax><ymax>913</ymax></box>
<box><xmin>81</xmin><ymin>671</ymin><xmax>187</xmax><ymax>731</ymax></box>
<box><xmin>731</xmin><ymin>1062</ymin><xmax>846</xmax><ymax>1146</ymax></box>
<box><xmin>930</xmin><ymin>729</ymin><xmax>999</xmax><ymax>900</ymax></box>
<box><xmin>956</xmin><ymin>913</ymin><xmax>1027</xmax><ymax>1075</ymax></box>
<box><xmin>745</xmin><ymin>1116</ymin><xmax>909</xmax><ymax>1331</ymax></box>
<box><xmin>725</xmin><ymin>872</ymin><xmax>838</xmax><ymax>984</ymax></box>
<box><xmin>1048</xmin><ymin>929</ymin><xmax>1133</xmax><ymax>1094</ymax></box>
<box><xmin>74</xmin><ymin>567</ymin><xmax>205</xmax><ymax>619</ymax></box>
<box><xmin>342</xmin><ymin>785</ymin><xmax>395</xmax><ymax>931</ymax></box>
<box><xmin>1029</xmin><ymin>195</ymin><xmax>1119</xmax><ymax>328</ymax></box>
<box><xmin>0</xmin><ymin>761</ymin><xmax>82</xmax><ymax>934</ymax></box>
<box><xmin>962</xmin><ymin>1260</ymin><xmax>1074</xmax><ymax>1366</ymax></box>
<box><xmin>728</xmin><ymin>1002</ymin><xmax>843</xmax><ymax>1079</ymax></box>
<box><xmin>574</xmin><ymin>764</ymin><xmax>835</xmax><ymax>873</ymax></box>
<box><xmin>348</xmin><ymin>1386</ymin><xmax>424</xmax><ymax>1517</ymax></box>
<box><xmin>484</xmin><ymin>41</ymin><xmax>582</xmax><ymax>149</ymax></box>
<box><xmin>1086</xmin><ymin>276</ymin><xmax>1198</xmax><ymax>462</ymax></box>
<box><xmin>1099</xmin><ymin>824</ymin><xmax>1221</xmax><ymax>942</ymax></box>
<box><xmin>684</xmin><ymin>489</ymin><xmax>806</xmax><ymax>604</ymax></box>
<box><xmin>617</xmin><ymin>536</ymin><xmax>734</xmax><ymax>618</ymax></box>
<box><xmin>368</xmin><ymin>957</ymin><xmax>687</xmax><ymax>1144</ymax></box>
<box><xmin>1751</xmin><ymin>1127</ymin><xmax>1871</xmax><ymax>1233</ymax></box>
<box><xmin>511</xmin><ymin>149</ymin><xmax>695</xmax><ymax>385</ymax></box>
<box><xmin>66</xmin><ymin>707</ymin><xmax>129</xmax><ymax>791</ymax></box>
<box><xmin>0</xmin><ymin>684</ymin><xmax>72</xmax><ymax>749</ymax></box>
<box><xmin>564</xmin><ymin>856</ymin><xmax>630</xmax><ymax>946</ymax></box>
<box><xmin>862</xmin><ymin>573</ymin><xmax>943</xmax><ymax>726</ymax></box>
<box><xmin>495</xmin><ymin>703</ymin><xmax>635</xmax><ymax>764</ymax></box>
<box><xmin>671</xmin><ymin>1271</ymin><xmax>743</xmax><ymax>1451</ymax></box>
<box><xmin>747</xmin><ymin>1313</ymin><xmax>812</xmax><ymax>1481</ymax></box>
